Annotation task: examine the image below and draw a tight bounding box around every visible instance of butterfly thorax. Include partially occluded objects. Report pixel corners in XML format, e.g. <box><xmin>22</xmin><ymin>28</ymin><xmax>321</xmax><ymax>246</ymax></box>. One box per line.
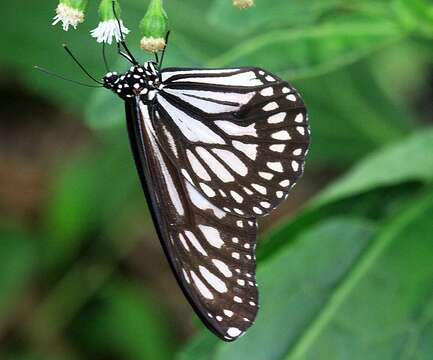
<box><xmin>103</xmin><ymin>61</ymin><xmax>161</xmax><ymax>101</ymax></box>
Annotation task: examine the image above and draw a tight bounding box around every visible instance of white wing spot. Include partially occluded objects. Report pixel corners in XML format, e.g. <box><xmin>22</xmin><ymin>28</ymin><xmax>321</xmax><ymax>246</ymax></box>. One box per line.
<box><xmin>187</xmin><ymin>150</ymin><xmax>211</xmax><ymax>181</ymax></box>
<box><xmin>265</xmin><ymin>75</ymin><xmax>276</xmax><ymax>82</ymax></box>
<box><xmin>296</xmin><ymin>126</ymin><xmax>306</xmax><ymax>135</ymax></box>
<box><xmin>252</xmin><ymin>183</ymin><xmax>267</xmax><ymax>195</ymax></box>
<box><xmin>216</xmin><ymin>316</ymin><xmax>223</xmax><ymax>322</ymax></box>
<box><xmin>224</xmin><ymin>309</ymin><xmax>234</xmax><ymax>317</ymax></box>
<box><xmin>212</xmin><ymin>259</ymin><xmax>232</xmax><ymax>277</ymax></box>
<box><xmin>199</xmin><ymin>265</ymin><xmax>228</xmax><ymax>293</ymax></box>
<box><xmin>276</xmin><ymin>191</ymin><xmax>284</xmax><ymax>198</ymax></box>
<box><xmin>182</xmin><ymin>269</ymin><xmax>190</xmax><ymax>284</ymax></box>
<box><xmin>271</xmin><ymin>130</ymin><xmax>291</xmax><ymax>140</ymax></box>
<box><xmin>200</xmin><ymin>183</ymin><xmax>216</xmax><ymax>197</ymax></box>
<box><xmin>234</xmin><ymin>296</ymin><xmax>243</xmax><ymax>303</ymax></box>
<box><xmin>259</xmin><ymin>172</ymin><xmax>274</xmax><ymax>180</ymax></box>
<box><xmin>267</xmin><ymin>112</ymin><xmax>286</xmax><ymax>124</ymax></box>
<box><xmin>260</xmin><ymin>201</ymin><xmax>271</xmax><ymax>208</ymax></box>
<box><xmin>287</xmin><ymin>94</ymin><xmax>297</xmax><ymax>101</ymax></box>
<box><xmin>237</xmin><ymin>279</ymin><xmax>245</xmax><ymax>286</ymax></box>
<box><xmin>230</xmin><ymin>190</ymin><xmax>244</xmax><ymax>204</ymax></box>
<box><xmin>191</xmin><ymin>271</ymin><xmax>214</xmax><ymax>300</ymax></box>
<box><xmin>199</xmin><ymin>225</ymin><xmax>224</xmax><ymax>248</ymax></box>
<box><xmin>295</xmin><ymin>113</ymin><xmax>304</xmax><ymax>123</ymax></box>
<box><xmin>260</xmin><ymin>87</ymin><xmax>274</xmax><ymax>96</ymax></box>
<box><xmin>236</xmin><ymin>220</ymin><xmax>244</xmax><ymax>228</ymax></box>
<box><xmin>263</xmin><ymin>102</ymin><xmax>279</xmax><ymax>112</ymax></box>
<box><xmin>267</xmin><ymin>161</ymin><xmax>284</xmax><ymax>173</ymax></box>
<box><xmin>253</xmin><ymin>207</ymin><xmax>263</xmax><ymax>214</ymax></box>
<box><xmin>243</xmin><ymin>187</ymin><xmax>253</xmax><ymax>195</ymax></box>
<box><xmin>232</xmin><ymin>237</ymin><xmax>239</xmax><ymax>243</ymax></box>
<box><xmin>227</xmin><ymin>327</ymin><xmax>242</xmax><ymax>337</ymax></box>
<box><xmin>292</xmin><ymin>161</ymin><xmax>300</xmax><ymax>171</ymax></box>
<box><xmin>232</xmin><ymin>252</ymin><xmax>240</xmax><ymax>259</ymax></box>
<box><xmin>181</xmin><ymin>169</ymin><xmax>193</xmax><ymax>184</ymax></box>
<box><xmin>179</xmin><ymin>233</ymin><xmax>190</xmax><ymax>251</ymax></box>
<box><xmin>293</xmin><ymin>148</ymin><xmax>302</xmax><ymax>156</ymax></box>
<box><xmin>279</xmin><ymin>179</ymin><xmax>291</xmax><ymax>187</ymax></box>
<box><xmin>269</xmin><ymin>144</ymin><xmax>286</xmax><ymax>152</ymax></box>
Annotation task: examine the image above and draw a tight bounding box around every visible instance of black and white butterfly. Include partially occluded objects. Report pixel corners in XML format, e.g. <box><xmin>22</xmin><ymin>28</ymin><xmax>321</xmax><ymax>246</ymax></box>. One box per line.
<box><xmin>44</xmin><ymin>25</ymin><xmax>309</xmax><ymax>341</ymax></box>
<box><xmin>101</xmin><ymin>58</ymin><xmax>310</xmax><ymax>340</ymax></box>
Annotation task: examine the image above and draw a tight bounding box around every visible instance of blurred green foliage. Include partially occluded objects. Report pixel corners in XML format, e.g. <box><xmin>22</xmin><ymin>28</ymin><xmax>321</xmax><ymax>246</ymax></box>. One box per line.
<box><xmin>0</xmin><ymin>0</ymin><xmax>432</xmax><ymax>359</ymax></box>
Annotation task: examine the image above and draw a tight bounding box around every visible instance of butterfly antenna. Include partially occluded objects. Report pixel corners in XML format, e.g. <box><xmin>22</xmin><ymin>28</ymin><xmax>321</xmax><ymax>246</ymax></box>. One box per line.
<box><xmin>112</xmin><ymin>0</ymin><xmax>138</xmax><ymax>65</ymax></box>
<box><xmin>158</xmin><ymin>31</ymin><xmax>171</xmax><ymax>70</ymax></box>
<box><xmin>34</xmin><ymin>66</ymin><xmax>103</xmax><ymax>88</ymax></box>
<box><xmin>102</xmin><ymin>42</ymin><xmax>110</xmax><ymax>73</ymax></box>
<box><xmin>62</xmin><ymin>44</ymin><xmax>104</xmax><ymax>85</ymax></box>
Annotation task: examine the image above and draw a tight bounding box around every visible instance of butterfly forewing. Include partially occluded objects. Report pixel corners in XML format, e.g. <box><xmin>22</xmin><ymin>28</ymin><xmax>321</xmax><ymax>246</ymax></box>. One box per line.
<box><xmin>154</xmin><ymin>67</ymin><xmax>309</xmax><ymax>218</ymax></box>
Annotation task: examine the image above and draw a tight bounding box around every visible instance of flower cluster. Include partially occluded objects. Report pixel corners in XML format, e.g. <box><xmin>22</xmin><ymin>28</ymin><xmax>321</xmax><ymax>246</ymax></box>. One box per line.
<box><xmin>52</xmin><ymin>0</ymin><xmax>130</xmax><ymax>45</ymax></box>
<box><xmin>52</xmin><ymin>0</ymin><xmax>254</xmax><ymax>51</ymax></box>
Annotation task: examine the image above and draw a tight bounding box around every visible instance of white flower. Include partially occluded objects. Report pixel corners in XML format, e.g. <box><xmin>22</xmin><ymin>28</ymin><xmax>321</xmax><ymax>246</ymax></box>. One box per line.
<box><xmin>90</xmin><ymin>19</ymin><xmax>130</xmax><ymax>45</ymax></box>
<box><xmin>233</xmin><ymin>0</ymin><xmax>255</xmax><ymax>9</ymax></box>
<box><xmin>52</xmin><ymin>3</ymin><xmax>85</xmax><ymax>31</ymax></box>
<box><xmin>140</xmin><ymin>36</ymin><xmax>166</xmax><ymax>53</ymax></box>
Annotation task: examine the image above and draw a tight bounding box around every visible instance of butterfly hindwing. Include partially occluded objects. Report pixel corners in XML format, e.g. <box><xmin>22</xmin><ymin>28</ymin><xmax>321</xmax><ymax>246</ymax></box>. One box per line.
<box><xmin>125</xmin><ymin>100</ymin><xmax>259</xmax><ymax>341</ymax></box>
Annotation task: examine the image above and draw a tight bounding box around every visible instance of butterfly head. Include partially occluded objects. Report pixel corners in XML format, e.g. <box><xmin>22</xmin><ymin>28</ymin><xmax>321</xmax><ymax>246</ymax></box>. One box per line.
<box><xmin>103</xmin><ymin>62</ymin><xmax>161</xmax><ymax>100</ymax></box>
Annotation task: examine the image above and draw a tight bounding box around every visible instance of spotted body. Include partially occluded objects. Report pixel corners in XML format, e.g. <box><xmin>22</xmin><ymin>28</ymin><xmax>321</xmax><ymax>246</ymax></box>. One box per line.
<box><xmin>103</xmin><ymin>62</ymin><xmax>310</xmax><ymax>341</ymax></box>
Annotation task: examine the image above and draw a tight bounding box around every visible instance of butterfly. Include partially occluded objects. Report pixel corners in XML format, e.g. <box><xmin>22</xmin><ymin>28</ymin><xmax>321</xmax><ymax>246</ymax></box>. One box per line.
<box><xmin>102</xmin><ymin>55</ymin><xmax>310</xmax><ymax>339</ymax></box>
<box><xmin>43</xmin><ymin>25</ymin><xmax>309</xmax><ymax>341</ymax></box>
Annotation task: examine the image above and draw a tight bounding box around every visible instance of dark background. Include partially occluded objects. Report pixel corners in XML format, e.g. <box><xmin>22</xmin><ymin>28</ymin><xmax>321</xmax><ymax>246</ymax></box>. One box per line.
<box><xmin>0</xmin><ymin>1</ymin><xmax>432</xmax><ymax>359</ymax></box>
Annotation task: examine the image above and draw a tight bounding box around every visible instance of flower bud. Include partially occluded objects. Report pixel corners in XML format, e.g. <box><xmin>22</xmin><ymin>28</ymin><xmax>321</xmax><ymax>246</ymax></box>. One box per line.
<box><xmin>52</xmin><ymin>0</ymin><xmax>88</xmax><ymax>31</ymax></box>
<box><xmin>139</xmin><ymin>0</ymin><xmax>168</xmax><ymax>53</ymax></box>
<box><xmin>233</xmin><ymin>0</ymin><xmax>255</xmax><ymax>9</ymax></box>
<box><xmin>90</xmin><ymin>0</ymin><xmax>130</xmax><ymax>44</ymax></box>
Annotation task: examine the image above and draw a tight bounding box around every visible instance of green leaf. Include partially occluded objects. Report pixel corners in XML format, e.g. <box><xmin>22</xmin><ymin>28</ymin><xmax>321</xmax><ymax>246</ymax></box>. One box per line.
<box><xmin>181</xmin><ymin>217</ymin><xmax>377</xmax><ymax>360</ymax></box>
<box><xmin>285</xmin><ymin>190</ymin><xmax>433</xmax><ymax>359</ymax></box>
<box><xmin>314</xmin><ymin>127</ymin><xmax>433</xmax><ymax>207</ymax></box>
<box><xmin>0</xmin><ymin>230</ymin><xmax>35</xmax><ymax>318</ymax></box>
<box><xmin>207</xmin><ymin>20</ymin><xmax>404</xmax><ymax>80</ymax></box>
